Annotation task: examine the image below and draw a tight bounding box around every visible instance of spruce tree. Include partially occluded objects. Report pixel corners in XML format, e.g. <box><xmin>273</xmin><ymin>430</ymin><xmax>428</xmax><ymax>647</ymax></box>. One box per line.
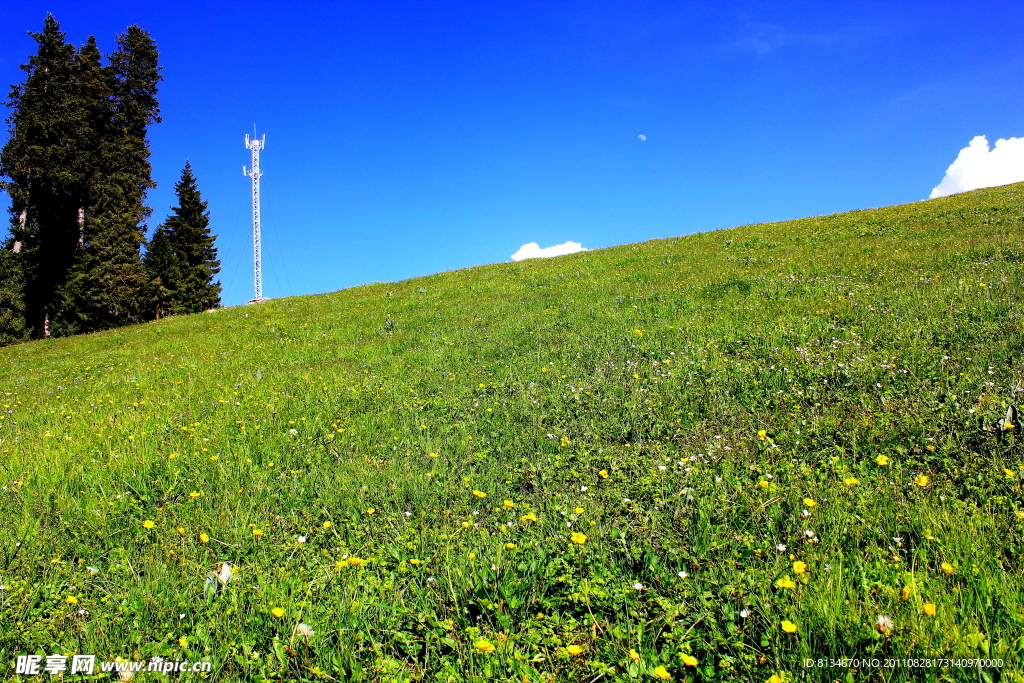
<box><xmin>159</xmin><ymin>161</ymin><xmax>221</xmax><ymax>314</ymax></box>
<box><xmin>0</xmin><ymin>14</ymin><xmax>82</xmax><ymax>337</ymax></box>
<box><xmin>69</xmin><ymin>25</ymin><xmax>161</xmax><ymax>331</ymax></box>
<box><xmin>143</xmin><ymin>224</ymin><xmax>179</xmax><ymax>319</ymax></box>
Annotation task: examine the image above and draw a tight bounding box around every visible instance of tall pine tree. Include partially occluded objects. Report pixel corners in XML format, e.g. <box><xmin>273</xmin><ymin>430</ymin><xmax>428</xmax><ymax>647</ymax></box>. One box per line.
<box><xmin>0</xmin><ymin>15</ymin><xmax>83</xmax><ymax>337</ymax></box>
<box><xmin>145</xmin><ymin>161</ymin><xmax>221</xmax><ymax>316</ymax></box>
<box><xmin>64</xmin><ymin>25</ymin><xmax>161</xmax><ymax>332</ymax></box>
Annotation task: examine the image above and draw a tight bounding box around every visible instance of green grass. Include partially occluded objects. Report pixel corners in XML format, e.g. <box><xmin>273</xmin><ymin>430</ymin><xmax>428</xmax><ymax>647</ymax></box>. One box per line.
<box><xmin>3</xmin><ymin>183</ymin><xmax>1024</xmax><ymax>682</ymax></box>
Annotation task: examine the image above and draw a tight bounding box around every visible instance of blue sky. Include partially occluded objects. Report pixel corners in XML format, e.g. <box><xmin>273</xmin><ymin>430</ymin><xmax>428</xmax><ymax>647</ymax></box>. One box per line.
<box><xmin>2</xmin><ymin>1</ymin><xmax>1023</xmax><ymax>306</ymax></box>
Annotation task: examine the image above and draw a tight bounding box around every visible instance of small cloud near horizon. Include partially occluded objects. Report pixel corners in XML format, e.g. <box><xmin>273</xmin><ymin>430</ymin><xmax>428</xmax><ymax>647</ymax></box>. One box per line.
<box><xmin>511</xmin><ymin>241</ymin><xmax>588</xmax><ymax>261</ymax></box>
<box><xmin>930</xmin><ymin>135</ymin><xmax>1024</xmax><ymax>198</ymax></box>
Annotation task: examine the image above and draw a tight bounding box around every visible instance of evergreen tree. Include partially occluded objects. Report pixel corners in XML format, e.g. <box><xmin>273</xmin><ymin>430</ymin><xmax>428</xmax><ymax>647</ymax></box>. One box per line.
<box><xmin>0</xmin><ymin>242</ymin><xmax>28</xmax><ymax>345</ymax></box>
<box><xmin>158</xmin><ymin>161</ymin><xmax>221</xmax><ymax>314</ymax></box>
<box><xmin>0</xmin><ymin>14</ymin><xmax>83</xmax><ymax>337</ymax></box>
<box><xmin>68</xmin><ymin>25</ymin><xmax>161</xmax><ymax>331</ymax></box>
<box><xmin>143</xmin><ymin>224</ymin><xmax>179</xmax><ymax>319</ymax></box>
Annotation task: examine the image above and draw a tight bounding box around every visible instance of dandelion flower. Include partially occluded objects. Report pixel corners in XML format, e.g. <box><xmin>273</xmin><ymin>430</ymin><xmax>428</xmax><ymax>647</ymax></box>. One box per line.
<box><xmin>505</xmin><ymin>543</ymin><xmax>516</xmax><ymax>550</ymax></box>
<box><xmin>189</xmin><ymin>491</ymin><xmax>201</xmax><ymax>498</ymax></box>
<box><xmin>520</xmin><ymin>512</ymin><xmax>539</xmax><ymax>523</ymax></box>
<box><xmin>334</xmin><ymin>560</ymin><xmax>349</xmax><ymax>569</ymax></box>
<box><xmin>653</xmin><ymin>665</ymin><xmax>672</xmax><ymax>680</ymax></box>
<box><xmin>940</xmin><ymin>561</ymin><xmax>954</xmax><ymax>574</ymax></box>
<box><xmin>348</xmin><ymin>557</ymin><xmax>365</xmax><ymax>566</ymax></box>
<box><xmin>767</xmin><ymin>676</ymin><xmax>785</xmax><ymax>683</ymax></box>
<box><xmin>366</xmin><ymin>508</ymin><xmax>375</xmax><ymax>514</ymax></box>
<box><xmin>566</xmin><ymin>644</ymin><xmax>583</xmax><ymax>655</ymax></box>
<box><xmin>503</xmin><ymin>500</ymin><xmax>515</xmax><ymax>508</ymax></box>
<box><xmin>681</xmin><ymin>654</ymin><xmax>698</xmax><ymax>667</ymax></box>
<box><xmin>323</xmin><ymin>521</ymin><xmax>332</xmax><ymax>528</ymax></box>
<box><xmin>474</xmin><ymin>639</ymin><xmax>496</xmax><ymax>653</ymax></box>
<box><xmin>570</xmin><ymin>532</ymin><xmax>587</xmax><ymax>544</ymax></box>
<box><xmin>629</xmin><ymin>648</ymin><xmax>641</xmax><ymax>661</ymax></box>
<box><xmin>803</xmin><ymin>498</ymin><xmax>816</xmax><ymax>507</ymax></box>
<box><xmin>757</xmin><ymin>480</ymin><xmax>769</xmax><ymax>488</ymax></box>
<box><xmin>271</xmin><ymin>607</ymin><xmax>285</xmax><ymax>618</ymax></box>
<box><xmin>66</xmin><ymin>595</ymin><xmax>78</xmax><ymax>604</ymax></box>
<box><xmin>472</xmin><ymin>490</ymin><xmax>487</xmax><ymax>498</ymax></box>
<box><xmin>844</xmin><ymin>477</ymin><xmax>859</xmax><ymax>486</ymax></box>
<box><xmin>252</xmin><ymin>528</ymin><xmax>264</xmax><ymax>536</ymax></box>
<box><xmin>876</xmin><ymin>455</ymin><xmax>889</xmax><ymax>465</ymax></box>
<box><xmin>575</xmin><ymin>507</ymin><xmax>585</xmax><ymax>514</ymax></box>
<box><xmin>599</xmin><ymin>470</ymin><xmax>609</xmax><ymax>478</ymax></box>
<box><xmin>199</xmin><ymin>533</ymin><xmax>209</xmax><ymax>543</ymax></box>
<box><xmin>179</xmin><ymin>637</ymin><xmax>188</xmax><ymax>647</ymax></box>
<box><xmin>757</xmin><ymin>430</ymin><xmax>767</xmax><ymax>439</ymax></box>
<box><xmin>781</xmin><ymin>620</ymin><xmax>798</xmax><ymax>633</ymax></box>
<box><xmin>923</xmin><ymin>603</ymin><xmax>936</xmax><ymax>616</ymax></box>
<box><xmin>776</xmin><ymin>576</ymin><xmax>796</xmax><ymax>589</ymax></box>
<box><xmin>1016</xmin><ymin>511</ymin><xmax>1024</xmax><ymax>519</ymax></box>
<box><xmin>468</xmin><ymin>553</ymin><xmax>476</xmax><ymax>560</ymax></box>
<box><xmin>793</xmin><ymin>561</ymin><xmax>807</xmax><ymax>574</ymax></box>
<box><xmin>409</xmin><ymin>558</ymin><xmax>422</xmax><ymax>565</ymax></box>
<box><xmin>142</xmin><ymin>519</ymin><xmax>155</xmax><ymax>529</ymax></box>
<box><xmin>875</xmin><ymin>615</ymin><xmax>894</xmax><ymax>634</ymax></box>
<box><xmin>295</xmin><ymin>623</ymin><xmax>315</xmax><ymax>637</ymax></box>
<box><xmin>914</xmin><ymin>474</ymin><xmax>930</xmax><ymax>487</ymax></box>
<box><xmin>1004</xmin><ymin>468</ymin><xmax>1016</xmax><ymax>479</ymax></box>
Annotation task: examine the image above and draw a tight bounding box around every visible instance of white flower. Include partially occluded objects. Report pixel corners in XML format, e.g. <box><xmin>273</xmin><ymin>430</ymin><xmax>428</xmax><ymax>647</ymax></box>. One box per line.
<box><xmin>677</xmin><ymin>571</ymin><xmax>688</xmax><ymax>578</ymax></box>
<box><xmin>800</xmin><ymin>509</ymin><xmax>811</xmax><ymax>518</ymax></box>
<box><xmin>297</xmin><ymin>536</ymin><xmax>306</xmax><ymax>543</ymax></box>
<box><xmin>288</xmin><ymin>429</ymin><xmax>298</xmax><ymax>436</ymax></box>
<box><xmin>295</xmin><ymin>623</ymin><xmax>315</xmax><ymax>638</ymax></box>
<box><xmin>804</xmin><ymin>529</ymin><xmax>815</xmax><ymax>538</ymax></box>
<box><xmin>217</xmin><ymin>562</ymin><xmax>234</xmax><ymax>586</ymax></box>
<box><xmin>580</xmin><ymin>486</ymin><xmax>588</xmax><ymax>491</ymax></box>
<box><xmin>776</xmin><ymin>543</ymin><xmax>787</xmax><ymax>552</ymax></box>
<box><xmin>86</xmin><ymin>566</ymin><xmax>99</xmax><ymax>574</ymax></box>
<box><xmin>739</xmin><ymin>609</ymin><xmax>751</xmax><ymax>618</ymax></box>
<box><xmin>658</xmin><ymin>465</ymin><xmax>667</xmax><ymax>471</ymax></box>
<box><xmin>632</xmin><ymin>582</ymin><xmax>645</xmax><ymax>590</ymax></box>
<box><xmin>875</xmin><ymin>615</ymin><xmax>894</xmax><ymax>634</ymax></box>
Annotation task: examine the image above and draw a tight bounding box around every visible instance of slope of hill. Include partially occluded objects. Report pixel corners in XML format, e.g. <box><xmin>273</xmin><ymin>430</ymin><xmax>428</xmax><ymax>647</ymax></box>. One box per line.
<box><xmin>3</xmin><ymin>184</ymin><xmax>1024</xmax><ymax>681</ymax></box>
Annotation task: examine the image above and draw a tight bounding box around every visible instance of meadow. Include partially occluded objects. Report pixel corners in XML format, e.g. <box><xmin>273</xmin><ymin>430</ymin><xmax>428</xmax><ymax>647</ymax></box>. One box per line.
<box><xmin>2</xmin><ymin>183</ymin><xmax>1024</xmax><ymax>682</ymax></box>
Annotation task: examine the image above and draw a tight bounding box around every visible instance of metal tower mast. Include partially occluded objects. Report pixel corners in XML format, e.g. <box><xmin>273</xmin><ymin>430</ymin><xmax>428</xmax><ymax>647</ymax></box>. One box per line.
<box><xmin>243</xmin><ymin>131</ymin><xmax>268</xmax><ymax>303</ymax></box>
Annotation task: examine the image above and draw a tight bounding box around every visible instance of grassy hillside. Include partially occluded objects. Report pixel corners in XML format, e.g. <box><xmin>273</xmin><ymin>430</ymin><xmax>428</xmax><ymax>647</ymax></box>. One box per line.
<box><xmin>3</xmin><ymin>184</ymin><xmax>1024</xmax><ymax>682</ymax></box>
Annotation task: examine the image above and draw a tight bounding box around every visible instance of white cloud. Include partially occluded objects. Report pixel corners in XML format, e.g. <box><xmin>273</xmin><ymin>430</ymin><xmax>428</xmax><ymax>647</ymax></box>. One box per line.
<box><xmin>510</xmin><ymin>241</ymin><xmax>588</xmax><ymax>261</ymax></box>
<box><xmin>930</xmin><ymin>135</ymin><xmax>1024</xmax><ymax>198</ymax></box>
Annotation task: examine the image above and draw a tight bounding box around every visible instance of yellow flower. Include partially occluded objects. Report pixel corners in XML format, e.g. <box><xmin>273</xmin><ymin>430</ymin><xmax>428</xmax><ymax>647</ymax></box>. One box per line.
<box><xmin>323</xmin><ymin>521</ymin><xmax>332</xmax><ymax>528</ymax></box>
<box><xmin>142</xmin><ymin>519</ymin><xmax>155</xmax><ymax>529</ymax></box>
<box><xmin>189</xmin><ymin>491</ymin><xmax>201</xmax><ymax>498</ymax></box>
<box><xmin>503</xmin><ymin>500</ymin><xmax>515</xmax><ymax>508</ymax></box>
<box><xmin>348</xmin><ymin>557</ymin><xmax>365</xmax><ymax>566</ymax></box>
<box><xmin>520</xmin><ymin>512</ymin><xmax>539</xmax><ymax>523</ymax></box>
<box><xmin>409</xmin><ymin>558</ymin><xmax>422</xmax><ymax>565</ymax></box>
<box><xmin>802</xmin><ymin>498</ymin><xmax>816</xmax><ymax>508</ymax></box>
<box><xmin>199</xmin><ymin>533</ymin><xmax>210</xmax><ymax>543</ymax></box>
<box><xmin>505</xmin><ymin>543</ymin><xmax>516</xmax><ymax>550</ymax></box>
<box><xmin>334</xmin><ymin>560</ymin><xmax>349</xmax><ymax>569</ymax></box>
<box><xmin>681</xmin><ymin>653</ymin><xmax>698</xmax><ymax>666</ymax></box>
<box><xmin>926</xmin><ymin>444</ymin><xmax>936</xmax><ymax>451</ymax></box>
<box><xmin>271</xmin><ymin>608</ymin><xmax>285</xmax><ymax>618</ymax></box>
<box><xmin>429</xmin><ymin>452</ymin><xmax>439</xmax><ymax>458</ymax></box>
<box><xmin>179</xmin><ymin>637</ymin><xmax>188</xmax><ymax>647</ymax></box>
<box><xmin>1004</xmin><ymin>468</ymin><xmax>1016</xmax><ymax>479</ymax></box>
<box><xmin>876</xmin><ymin>455</ymin><xmax>889</xmax><ymax>465</ymax></box>
<box><xmin>757</xmin><ymin>429</ymin><xmax>767</xmax><ymax>439</ymax></box>
<box><xmin>629</xmin><ymin>648</ymin><xmax>641</xmax><ymax>661</ymax></box>
<box><xmin>570</xmin><ymin>532</ymin><xmax>587</xmax><ymax>544</ymax></box>
<box><xmin>461</xmin><ymin>521</ymin><xmax>471</xmax><ymax>528</ymax></box>
<box><xmin>474</xmin><ymin>639</ymin><xmax>496</xmax><ymax>653</ymax></box>
<box><xmin>566</xmin><ymin>644</ymin><xmax>583</xmax><ymax>655</ymax></box>
<box><xmin>767</xmin><ymin>676</ymin><xmax>785</xmax><ymax>683</ymax></box>
<box><xmin>776</xmin><ymin>576</ymin><xmax>796</xmax><ymax>589</ymax></box>
<box><xmin>914</xmin><ymin>474</ymin><xmax>930</xmax><ymax>487</ymax></box>
<box><xmin>923</xmin><ymin>603</ymin><xmax>936</xmax><ymax>616</ymax></box>
<box><xmin>757</xmin><ymin>480</ymin><xmax>769</xmax><ymax>488</ymax></box>
<box><xmin>472</xmin><ymin>490</ymin><xmax>487</xmax><ymax>498</ymax></box>
<box><xmin>653</xmin><ymin>665</ymin><xmax>672</xmax><ymax>680</ymax></box>
<box><xmin>781</xmin><ymin>620</ymin><xmax>798</xmax><ymax>633</ymax></box>
<box><xmin>176</xmin><ymin>527</ymin><xmax>185</xmax><ymax>534</ymax></box>
<box><xmin>1016</xmin><ymin>511</ymin><xmax>1024</xmax><ymax>519</ymax></box>
<box><xmin>366</xmin><ymin>508</ymin><xmax>375</xmax><ymax>514</ymax></box>
<box><xmin>940</xmin><ymin>562</ymin><xmax>954</xmax><ymax>574</ymax></box>
<box><xmin>599</xmin><ymin>470</ymin><xmax>609</xmax><ymax>479</ymax></box>
<box><xmin>793</xmin><ymin>561</ymin><xmax>807</xmax><ymax>574</ymax></box>
<box><xmin>66</xmin><ymin>596</ymin><xmax>78</xmax><ymax>604</ymax></box>
<box><xmin>252</xmin><ymin>528</ymin><xmax>264</xmax><ymax>536</ymax></box>
<box><xmin>575</xmin><ymin>507</ymin><xmax>585</xmax><ymax>514</ymax></box>
<box><xmin>844</xmin><ymin>477</ymin><xmax>859</xmax><ymax>486</ymax></box>
<box><xmin>468</xmin><ymin>553</ymin><xmax>476</xmax><ymax>560</ymax></box>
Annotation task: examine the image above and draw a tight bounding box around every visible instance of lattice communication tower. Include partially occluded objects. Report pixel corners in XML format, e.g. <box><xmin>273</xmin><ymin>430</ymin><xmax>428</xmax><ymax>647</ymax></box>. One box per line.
<box><xmin>243</xmin><ymin>131</ymin><xmax>268</xmax><ymax>303</ymax></box>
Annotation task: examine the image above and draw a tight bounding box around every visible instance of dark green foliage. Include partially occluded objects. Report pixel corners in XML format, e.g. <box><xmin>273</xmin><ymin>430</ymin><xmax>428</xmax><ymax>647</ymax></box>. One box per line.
<box><xmin>1</xmin><ymin>16</ymin><xmax>165</xmax><ymax>343</ymax></box>
<box><xmin>146</xmin><ymin>161</ymin><xmax>221</xmax><ymax>316</ymax></box>
<box><xmin>0</xmin><ymin>244</ymin><xmax>28</xmax><ymax>345</ymax></box>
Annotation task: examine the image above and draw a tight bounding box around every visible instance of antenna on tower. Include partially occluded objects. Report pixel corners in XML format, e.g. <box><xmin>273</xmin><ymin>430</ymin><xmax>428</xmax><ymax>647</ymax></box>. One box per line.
<box><xmin>243</xmin><ymin>128</ymin><xmax>268</xmax><ymax>304</ymax></box>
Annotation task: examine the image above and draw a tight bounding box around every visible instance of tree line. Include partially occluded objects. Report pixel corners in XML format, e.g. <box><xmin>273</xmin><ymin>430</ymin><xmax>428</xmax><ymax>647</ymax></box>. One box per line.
<box><xmin>0</xmin><ymin>15</ymin><xmax>221</xmax><ymax>347</ymax></box>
